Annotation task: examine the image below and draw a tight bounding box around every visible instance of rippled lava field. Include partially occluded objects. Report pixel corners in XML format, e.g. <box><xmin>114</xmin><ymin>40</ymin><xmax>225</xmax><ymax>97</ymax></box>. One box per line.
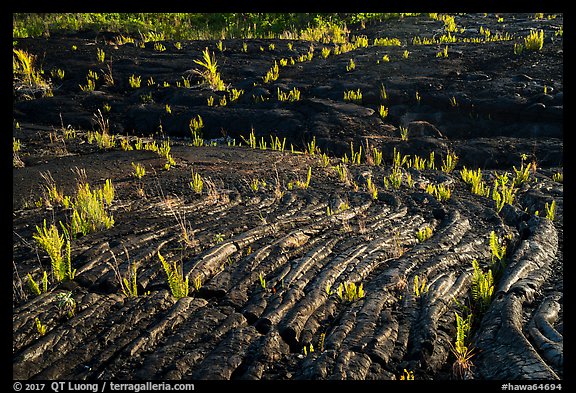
<box><xmin>13</xmin><ymin>13</ymin><xmax>563</xmax><ymax>382</ymax></box>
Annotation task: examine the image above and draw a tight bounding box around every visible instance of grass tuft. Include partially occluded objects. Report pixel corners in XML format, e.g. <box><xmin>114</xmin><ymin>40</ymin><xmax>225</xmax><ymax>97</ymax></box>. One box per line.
<box><xmin>193</xmin><ymin>48</ymin><xmax>226</xmax><ymax>91</ymax></box>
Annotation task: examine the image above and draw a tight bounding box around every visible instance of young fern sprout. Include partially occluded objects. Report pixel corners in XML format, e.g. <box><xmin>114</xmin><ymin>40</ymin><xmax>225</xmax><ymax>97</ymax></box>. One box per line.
<box><xmin>441</xmin><ymin>150</ymin><xmax>459</xmax><ymax>173</ymax></box>
<box><xmin>277</xmin><ymin>87</ymin><xmax>301</xmax><ymax>102</ymax></box>
<box><xmin>337</xmin><ymin>281</ymin><xmax>365</xmax><ymax>302</ymax></box>
<box><xmin>131</xmin><ymin>162</ymin><xmax>146</xmax><ymax>179</ymax></box>
<box><xmin>400</xmin><ymin>369</ymin><xmax>415</xmax><ymax>380</ymax></box>
<box><xmin>372</xmin><ymin>147</ymin><xmax>383</xmax><ymax>166</ymax></box>
<box><xmin>335</xmin><ymin>163</ymin><xmax>349</xmax><ymax>184</ymax></box>
<box><xmin>413</xmin><ymin>275</ymin><xmax>428</xmax><ymax>297</ymax></box>
<box><xmin>26</xmin><ymin>271</ymin><xmax>48</xmax><ymax>296</ymax></box>
<box><xmin>385</xmin><ymin>167</ymin><xmax>403</xmax><ymax>190</ymax></box>
<box><xmin>346</xmin><ymin>58</ymin><xmax>356</xmax><ymax>71</ymax></box>
<box><xmin>158</xmin><ymin>251</ymin><xmax>189</xmax><ymax>299</ymax></box>
<box><xmin>343</xmin><ymin>89</ymin><xmax>362</xmax><ymax>104</ymax></box>
<box><xmin>392</xmin><ymin>147</ymin><xmax>410</xmax><ymax>169</ymax></box>
<box><xmin>428</xmin><ymin>151</ymin><xmax>436</xmax><ymax>170</ymax></box>
<box><xmin>289</xmin><ymin>167</ymin><xmax>312</xmax><ymax>190</ymax></box>
<box><xmin>303</xmin><ymin>343</ymin><xmax>314</xmax><ymax>356</ymax></box>
<box><xmin>128</xmin><ymin>74</ymin><xmax>141</xmax><ymax>88</ymax></box>
<box><xmin>241</xmin><ymin>129</ymin><xmax>257</xmax><ymax>149</ymax></box>
<box><xmin>318</xmin><ymin>152</ymin><xmax>330</xmax><ymax>168</ymax></box>
<box><xmin>399</xmin><ymin>126</ymin><xmax>409</xmax><ymax>141</ymax></box>
<box><xmin>250</xmin><ymin>178</ymin><xmax>265</xmax><ymax>192</ymax></box>
<box><xmin>258</xmin><ymin>137</ymin><xmax>267</xmax><ymax>150</ymax></box>
<box><xmin>378</xmin><ymin>105</ymin><xmax>389</xmax><ymax>119</ymax></box>
<box><xmin>35</xmin><ymin>317</ymin><xmax>47</xmax><ymax>336</ymax></box>
<box><xmin>545</xmin><ymin>200</ymin><xmax>556</xmax><ymax>221</ymax></box>
<box><xmin>436</xmin><ymin>45</ymin><xmax>449</xmax><ymax>58</ymax></box>
<box><xmin>491</xmin><ymin>176</ymin><xmax>516</xmax><ymax>212</ymax></box>
<box><xmin>379</xmin><ymin>83</ymin><xmax>388</xmax><ymax>101</ymax></box>
<box><xmin>366</xmin><ymin>176</ymin><xmax>378</xmax><ymax>200</ymax></box>
<box><xmin>489</xmin><ymin>231</ymin><xmax>506</xmax><ymax>267</ymax></box>
<box><xmin>229</xmin><ymin>88</ymin><xmax>244</xmax><ymax>103</ymax></box>
<box><xmin>449</xmin><ymin>96</ymin><xmax>458</xmax><ymax>107</ymax></box>
<box><xmin>270</xmin><ymin>135</ymin><xmax>286</xmax><ymax>152</ymax></box>
<box><xmin>318</xmin><ymin>332</ymin><xmax>326</xmax><ymax>352</ymax></box>
<box><xmin>263</xmin><ymin>61</ymin><xmax>279</xmax><ymax>83</ymax></box>
<box><xmin>305</xmin><ymin>136</ymin><xmax>318</xmax><ymax>156</ymax></box>
<box><xmin>259</xmin><ymin>272</ymin><xmax>267</xmax><ymax>290</ymax></box>
<box><xmin>416</xmin><ymin>226</ymin><xmax>433</xmax><ymax>242</ymax></box>
<box><xmin>190</xmin><ymin>168</ymin><xmax>204</xmax><ymax>194</ymax></box>
<box><xmin>350</xmin><ymin>142</ymin><xmax>362</xmax><ymax>165</ymax></box>
<box><xmin>460</xmin><ymin>167</ymin><xmax>489</xmax><ymax>196</ymax></box>
<box><xmin>189</xmin><ymin>115</ymin><xmax>204</xmax><ymax>136</ymax></box>
<box><xmin>413</xmin><ymin>155</ymin><xmax>427</xmax><ymax>171</ymax></box>
<box><xmin>512</xmin><ymin>161</ymin><xmax>532</xmax><ymax>187</ymax></box>
<box><xmin>551</xmin><ymin>172</ymin><xmax>563</xmax><ymax>183</ymax></box>
<box><xmin>425</xmin><ymin>183</ymin><xmax>451</xmax><ymax>202</ymax></box>
<box><xmin>524</xmin><ymin>29</ymin><xmax>544</xmax><ymax>51</ymax></box>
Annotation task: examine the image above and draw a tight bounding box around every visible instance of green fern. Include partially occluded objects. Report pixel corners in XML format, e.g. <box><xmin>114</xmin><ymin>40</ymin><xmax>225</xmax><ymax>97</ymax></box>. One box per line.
<box><xmin>425</xmin><ymin>183</ymin><xmax>451</xmax><ymax>202</ymax></box>
<box><xmin>33</xmin><ymin>219</ymin><xmax>64</xmax><ymax>278</ymax></box>
<box><xmin>371</xmin><ymin>147</ymin><xmax>383</xmax><ymax>166</ymax></box>
<box><xmin>491</xmin><ymin>176</ymin><xmax>516</xmax><ymax>212</ymax></box>
<box><xmin>190</xmin><ymin>168</ymin><xmax>204</xmax><ymax>194</ymax></box>
<box><xmin>441</xmin><ymin>150</ymin><xmax>459</xmax><ymax>173</ymax></box>
<box><xmin>416</xmin><ymin>226</ymin><xmax>433</xmax><ymax>242</ymax></box>
<box><xmin>291</xmin><ymin>167</ymin><xmax>312</xmax><ymax>189</ymax></box>
<box><xmin>489</xmin><ymin>231</ymin><xmax>506</xmax><ymax>266</ymax></box>
<box><xmin>454</xmin><ymin>311</ymin><xmax>472</xmax><ymax>350</ymax></box>
<box><xmin>61</xmin><ymin>224</ymin><xmax>76</xmax><ymax>280</ymax></box>
<box><xmin>545</xmin><ymin>200</ymin><xmax>556</xmax><ymax>221</ymax></box>
<box><xmin>470</xmin><ymin>259</ymin><xmax>494</xmax><ymax>313</ymax></box>
<box><xmin>259</xmin><ymin>272</ymin><xmax>267</xmax><ymax>290</ymax></box>
<box><xmin>350</xmin><ymin>142</ymin><xmax>362</xmax><ymax>165</ymax></box>
<box><xmin>450</xmin><ymin>311</ymin><xmax>475</xmax><ymax>379</ymax></box>
<box><xmin>337</xmin><ymin>281</ymin><xmax>365</xmax><ymax>302</ymax></box>
<box><xmin>158</xmin><ymin>251</ymin><xmax>189</xmax><ymax>299</ymax></box>
<box><xmin>193</xmin><ymin>275</ymin><xmax>202</xmax><ymax>292</ymax></box>
<box><xmin>512</xmin><ymin>161</ymin><xmax>531</xmax><ymax>187</ymax></box>
<box><xmin>33</xmin><ymin>220</ymin><xmax>75</xmax><ymax>282</ymax></box>
<box><xmin>35</xmin><ymin>317</ymin><xmax>47</xmax><ymax>336</ymax></box>
<box><xmin>70</xmin><ymin>181</ymin><xmax>115</xmax><ymax>236</ymax></box>
<box><xmin>413</xmin><ymin>275</ymin><xmax>428</xmax><ymax>297</ymax></box>
<box><xmin>427</xmin><ymin>151</ymin><xmax>436</xmax><ymax>170</ymax></box>
<box><xmin>460</xmin><ymin>166</ymin><xmax>489</xmax><ymax>196</ymax></box>
<box><xmin>26</xmin><ymin>271</ymin><xmax>48</xmax><ymax>295</ymax></box>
